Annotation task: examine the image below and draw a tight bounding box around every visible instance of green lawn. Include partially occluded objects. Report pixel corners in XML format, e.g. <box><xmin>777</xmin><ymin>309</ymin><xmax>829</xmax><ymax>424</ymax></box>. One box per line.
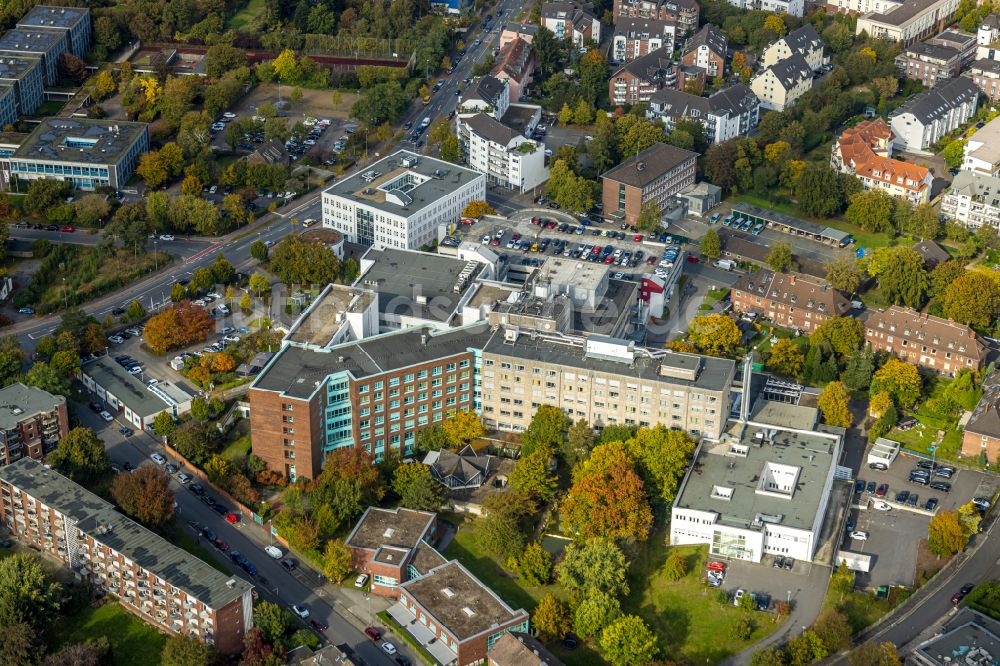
<box><xmin>227</xmin><ymin>0</ymin><xmax>266</xmax><ymax>30</ymax></box>
<box><xmin>623</xmin><ymin>543</ymin><xmax>782</xmax><ymax>664</ymax></box>
<box><xmin>35</xmin><ymin>100</ymin><xmax>65</xmax><ymax>116</ymax></box>
<box><xmin>442</xmin><ymin>516</ymin><xmax>778</xmax><ymax>664</ymax></box>
<box><xmin>52</xmin><ymin>603</ymin><xmax>167</xmax><ymax>665</ymax></box>
<box><xmin>883</xmin><ymin>378</ymin><xmax>967</xmax><ymax>461</ymax></box>
<box><xmin>220</xmin><ymin>434</ymin><xmax>252</xmax><ymax>463</ymax></box>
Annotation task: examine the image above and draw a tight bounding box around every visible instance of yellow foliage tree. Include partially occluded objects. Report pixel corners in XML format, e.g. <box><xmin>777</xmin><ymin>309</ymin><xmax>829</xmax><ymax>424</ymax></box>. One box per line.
<box><xmin>442</xmin><ymin>410</ymin><xmax>486</xmax><ymax>448</ymax></box>
<box><xmin>859</xmin><ymin>47</ymin><xmax>877</xmax><ymax>62</ymax></box>
<box><xmin>462</xmin><ymin>200</ymin><xmax>496</xmax><ymax>218</ymax></box>
<box><xmin>869</xmin><ymin>392</ymin><xmax>893</xmax><ymax>418</ymax></box>
<box><xmin>764</xmin><ymin>140</ymin><xmax>791</xmax><ymax>162</ymax></box>
<box><xmin>764</xmin><ymin>14</ymin><xmax>787</xmax><ymax>35</ymax></box>
<box><xmin>817</xmin><ymin>381</ymin><xmax>853</xmax><ymax>428</ymax></box>
<box><xmin>139</xmin><ymin>76</ymin><xmax>162</xmax><ymax>106</ymax></box>
<box><xmin>689</xmin><ymin>314</ymin><xmax>741</xmax><ymax>355</ymax></box>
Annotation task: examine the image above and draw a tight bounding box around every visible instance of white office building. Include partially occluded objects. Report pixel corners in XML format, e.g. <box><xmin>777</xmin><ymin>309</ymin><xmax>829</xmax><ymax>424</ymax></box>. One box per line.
<box><xmin>458</xmin><ymin>114</ymin><xmax>547</xmax><ymax>193</ymax></box>
<box><xmin>671</xmin><ymin>401</ymin><xmax>845</xmax><ymax>563</ymax></box>
<box><xmin>321</xmin><ymin>150</ymin><xmax>485</xmax><ymax>250</ymax></box>
<box><xmin>889</xmin><ymin>77</ymin><xmax>980</xmax><ymax>152</ymax></box>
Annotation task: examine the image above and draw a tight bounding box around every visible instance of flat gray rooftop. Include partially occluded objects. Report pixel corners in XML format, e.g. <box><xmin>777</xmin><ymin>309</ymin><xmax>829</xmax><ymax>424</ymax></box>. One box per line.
<box><xmin>346</xmin><ymin>506</ymin><xmax>436</xmax><ymax>552</ymax></box>
<box><xmin>572</xmin><ymin>278</ymin><xmax>639</xmax><ymax>335</ymax></box>
<box><xmin>323</xmin><ymin>150</ymin><xmax>481</xmax><ymax>218</ymax></box>
<box><xmin>14</xmin><ymin>118</ymin><xmax>146</xmax><ymax>165</ymax></box>
<box><xmin>401</xmin><ymin>560</ymin><xmax>527</xmax><ymax>642</ymax></box>
<box><xmin>18</xmin><ymin>6</ymin><xmax>89</xmax><ymax>30</ymax></box>
<box><xmin>481</xmin><ymin>328</ymin><xmax>735</xmax><ymax>393</ymax></box>
<box><xmin>866</xmin><ymin>0</ymin><xmax>940</xmax><ymax>26</ymax></box>
<box><xmin>0</xmin><ymin>28</ymin><xmax>65</xmax><ymax>54</ymax></box>
<box><xmin>285</xmin><ymin>284</ymin><xmax>377</xmax><ymax>348</ymax></box>
<box><xmin>0</xmin><ymin>56</ymin><xmax>39</xmax><ymax>81</ymax></box>
<box><xmin>252</xmin><ymin>322</ymin><xmax>493</xmax><ymax>399</ymax></box>
<box><xmin>82</xmin><ymin>357</ymin><xmax>167</xmax><ymax>417</ymax></box>
<box><xmin>0</xmin><ymin>458</ymin><xmax>251</xmax><ymax>609</ymax></box>
<box><xmin>360</xmin><ymin>248</ymin><xmax>484</xmax><ymax>322</ymax></box>
<box><xmin>675</xmin><ymin>417</ymin><xmax>840</xmax><ymax>531</ymax></box>
<box><xmin>916</xmin><ymin>609</ymin><xmax>1000</xmax><ymax>665</ymax></box>
<box><xmin>0</xmin><ymin>382</ymin><xmax>63</xmax><ymax>430</ymax></box>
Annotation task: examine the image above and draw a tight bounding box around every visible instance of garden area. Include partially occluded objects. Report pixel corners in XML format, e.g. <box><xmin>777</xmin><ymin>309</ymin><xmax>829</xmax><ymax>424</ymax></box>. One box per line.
<box><xmin>51</xmin><ymin>602</ymin><xmax>167</xmax><ymax>666</ymax></box>
<box><xmin>882</xmin><ymin>374</ymin><xmax>981</xmax><ymax>463</ymax></box>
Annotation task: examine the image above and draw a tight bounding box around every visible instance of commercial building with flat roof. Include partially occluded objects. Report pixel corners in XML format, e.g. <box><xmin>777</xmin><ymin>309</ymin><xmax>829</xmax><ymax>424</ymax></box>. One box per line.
<box><xmin>480</xmin><ymin>327</ymin><xmax>735</xmax><ymax>439</ymax></box>
<box><xmin>249</xmin><ymin>323</ymin><xmax>489</xmax><ymax>480</ymax></box>
<box><xmin>0</xmin><ymin>27</ymin><xmax>67</xmax><ymax>86</ymax></box>
<box><xmin>855</xmin><ymin>0</ymin><xmax>960</xmax><ymax>44</ymax></box>
<box><xmin>671</xmin><ymin>402</ymin><xmax>844</xmax><ymax>562</ymax></box>
<box><xmin>0</xmin><ymin>55</ymin><xmax>42</xmax><ymax>121</ymax></box>
<box><xmin>321</xmin><ymin>150</ymin><xmax>485</xmax><ymax>250</ymax></box>
<box><xmin>345</xmin><ymin>507</ymin><xmax>441</xmax><ymax>597</ymax></box>
<box><xmin>0</xmin><ymin>458</ymin><xmax>253</xmax><ymax>653</ymax></box>
<box><xmin>17</xmin><ymin>6</ymin><xmax>91</xmax><ymax>58</ymax></box>
<box><xmin>601</xmin><ymin>142</ymin><xmax>697</xmax><ymax>226</ymax></box>
<box><xmin>911</xmin><ymin>608</ymin><xmax>1000</xmax><ymax>665</ymax></box>
<box><xmin>0</xmin><ymin>382</ymin><xmax>68</xmax><ymax>465</ymax></box>
<box><xmin>392</xmin><ymin>560</ymin><xmax>530</xmax><ymax>666</ymax></box>
<box><xmin>79</xmin><ymin>357</ymin><xmax>192</xmax><ymax>430</ymax></box>
<box><xmin>4</xmin><ymin>118</ymin><xmax>149</xmax><ymax>191</ymax></box>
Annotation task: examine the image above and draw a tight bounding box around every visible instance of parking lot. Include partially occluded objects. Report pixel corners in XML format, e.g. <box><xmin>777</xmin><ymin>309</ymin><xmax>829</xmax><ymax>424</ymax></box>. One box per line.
<box><xmin>841</xmin><ymin>452</ymin><xmax>997</xmax><ymax>588</ymax></box>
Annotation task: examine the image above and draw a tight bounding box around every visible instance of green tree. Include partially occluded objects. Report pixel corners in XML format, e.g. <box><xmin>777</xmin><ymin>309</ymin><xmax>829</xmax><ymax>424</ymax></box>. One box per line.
<box><xmin>766</xmin><ymin>242</ymin><xmax>793</xmax><ymax>272</ymax></box>
<box><xmin>171</xmin><ymin>420</ymin><xmax>213</xmax><ymax>464</ymax></box>
<box><xmin>942</xmin><ymin>139</ymin><xmax>965</xmax><ymax>169</ymax></box>
<box><xmin>563</xmin><ymin>419</ymin><xmax>595</xmax><ymax>468</ymax></box>
<box><xmin>573</xmin><ymin>98</ymin><xmax>594</xmax><ymax>125</ymax></box>
<box><xmin>270</xmin><ymin>236</ymin><xmax>340</xmax><ymax>285</ymax></box>
<box><xmin>0</xmin><ymin>553</ymin><xmax>62</xmax><ymax>629</ymax></box>
<box><xmin>700</xmin><ymin>228</ymin><xmax>722</xmax><ymax>260</ymax></box>
<box><xmin>845</xmin><ymin>190</ymin><xmax>895</xmax><ymax>233</ymax></box>
<box><xmin>47</xmin><ymin>427</ymin><xmax>110</xmax><ymax>483</ymax></box>
<box><xmin>786</xmin><ymin>630</ymin><xmax>828</xmax><ymax>665</ymax></box>
<box><xmin>841</xmin><ymin>347</ymin><xmax>875</xmax><ymax>391</ymax></box>
<box><xmin>599</xmin><ymin>615</ymin><xmax>659</xmax><ymax>666</ymax></box>
<box><xmin>870</xmin><ymin>358</ymin><xmax>923</xmax><ymax>409</ymax></box>
<box><xmin>623</xmin><ymin>426</ymin><xmax>695</xmax><ymax>503</ymax></box>
<box><xmin>575</xmin><ymin>590</ymin><xmax>622</xmax><ymax>639</ymax></box>
<box><xmin>556</xmin><ymin>538</ymin><xmax>629</xmax><ymax>595</ymax></box>
<box><xmin>391</xmin><ymin>463</ymin><xmax>445</xmax><ymax>511</ymax></box>
<box><xmin>942</xmin><ymin>272</ymin><xmax>1000</xmax><ymax>327</ymax></box>
<box><xmin>0</xmin><ymin>623</ymin><xmax>39</xmax><ymax>666</ymax></box>
<box><xmin>510</xmin><ymin>448</ymin><xmax>558</xmax><ymax>501</ymax></box>
<box><xmin>753</xmin><ymin>647</ymin><xmax>789</xmax><ymax>666</ymax></box>
<box><xmin>868</xmin><ymin>247</ymin><xmax>928</xmax><ymax>308</ymax></box>
<box><xmin>322</xmin><ymin>539</ymin><xmax>353</xmax><ymax>582</ymax></box>
<box><xmin>478</xmin><ymin>491</ymin><xmax>534</xmax><ymax>560</ymax></box>
<box><xmin>254</xmin><ymin>600</ymin><xmax>292</xmax><ymax>644</ymax></box>
<box><xmin>515</xmin><ymin>542</ymin><xmax>554</xmax><ymax>586</ymax></box>
<box><xmin>663</xmin><ymin>548</ymin><xmax>687</xmax><ymax>581</ymax></box>
<box><xmin>125</xmin><ymin>300</ymin><xmax>146</xmax><ymax>324</ymax></box>
<box><xmin>767</xmin><ymin>338</ymin><xmax>805</xmax><ymax>378</ymax></box>
<box><xmin>812</xmin><ymin>316</ymin><xmax>865</xmax><ymax>357</ymax></box>
<box><xmin>730</xmin><ymin>614</ymin><xmax>754</xmax><ymax>640</ymax></box>
<box><xmin>635</xmin><ymin>200</ymin><xmax>662</xmax><ymax>232</ymax></box>
<box><xmin>24</xmin><ymin>362</ymin><xmax>69</xmax><ymax>396</ymax></box>
<box><xmin>533</xmin><ymin>593</ymin><xmax>571</xmax><ymax>641</ymax></box>
<box><xmin>520</xmin><ymin>405</ymin><xmax>567</xmax><ymax>456</ymax></box>
<box><xmin>795</xmin><ymin>164</ymin><xmax>848</xmax><ymax>218</ymax></box>
<box><xmin>440</xmin><ymin>134</ymin><xmax>461</xmax><ymax>163</ymax></box>
<box><xmin>249</xmin><ymin>273</ymin><xmax>270</xmax><ymax>297</ymax></box>
<box><xmin>170</xmin><ymin>283</ymin><xmax>186</xmax><ymax>303</ymax></box>
<box><xmin>152</xmin><ymin>411</ymin><xmax>176</xmax><ymax>438</ymax></box>
<box><xmin>825</xmin><ymin>252</ymin><xmax>862</xmax><ymax>294</ymax></box>
<box><xmin>162</xmin><ymin>635</ymin><xmax>214</xmax><ymax>666</ymax></box>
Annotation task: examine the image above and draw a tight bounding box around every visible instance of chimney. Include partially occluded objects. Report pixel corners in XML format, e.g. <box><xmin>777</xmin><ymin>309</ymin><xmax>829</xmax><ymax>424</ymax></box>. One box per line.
<box><xmin>337</xmin><ymin>355</ymin><xmax>344</xmax><ymax>363</ymax></box>
<box><xmin>788</xmin><ymin>274</ymin><xmax>795</xmax><ymax>285</ymax></box>
<box><xmin>421</xmin><ymin>333</ymin><xmax>429</xmax><ymax>345</ymax></box>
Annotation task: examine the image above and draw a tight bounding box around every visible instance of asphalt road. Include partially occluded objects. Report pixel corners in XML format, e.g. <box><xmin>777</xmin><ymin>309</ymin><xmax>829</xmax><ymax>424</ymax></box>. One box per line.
<box><xmin>10</xmin><ymin>226</ymin><xmax>211</xmax><ymax>255</ymax></box>
<box><xmin>76</xmin><ymin>406</ymin><xmax>406</xmax><ymax>666</ymax></box>
<box><xmin>7</xmin><ymin>195</ymin><xmax>322</xmax><ymax>352</ymax></box>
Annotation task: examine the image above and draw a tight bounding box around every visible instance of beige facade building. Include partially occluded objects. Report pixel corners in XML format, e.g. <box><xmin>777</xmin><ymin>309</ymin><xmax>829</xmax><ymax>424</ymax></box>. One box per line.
<box><xmin>479</xmin><ymin>328</ymin><xmax>735</xmax><ymax>439</ymax></box>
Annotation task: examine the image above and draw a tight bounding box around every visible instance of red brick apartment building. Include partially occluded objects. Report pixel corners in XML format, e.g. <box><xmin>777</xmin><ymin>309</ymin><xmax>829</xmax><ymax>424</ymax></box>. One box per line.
<box><xmin>608</xmin><ymin>47</ymin><xmax>675</xmax><ymax>105</ymax></box>
<box><xmin>731</xmin><ymin>270</ymin><xmax>850</xmax><ymax>332</ymax></box>
<box><xmin>249</xmin><ymin>324</ymin><xmax>490</xmax><ymax>481</ymax></box>
<box><xmin>865</xmin><ymin>306</ymin><xmax>986</xmax><ymax>375</ymax></box>
<box><xmin>963</xmin><ymin>373</ymin><xmax>1000</xmax><ymax>461</ymax></box>
<box><xmin>0</xmin><ymin>382</ymin><xmax>68</xmax><ymax>465</ymax></box>
<box><xmin>681</xmin><ymin>24</ymin><xmax>727</xmax><ymax>78</ymax></box>
<box><xmin>601</xmin><ymin>142</ymin><xmax>696</xmax><ymax>225</ymax></box>
<box><xmin>345</xmin><ymin>506</ymin><xmax>443</xmax><ymax>597</ymax></box>
<box><xmin>0</xmin><ymin>458</ymin><xmax>253</xmax><ymax>653</ymax></box>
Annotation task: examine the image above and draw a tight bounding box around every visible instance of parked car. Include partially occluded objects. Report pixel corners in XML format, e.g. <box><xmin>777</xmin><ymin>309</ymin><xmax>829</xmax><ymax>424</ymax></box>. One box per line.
<box><xmin>280</xmin><ymin>558</ymin><xmax>297</xmax><ymax>571</ymax></box>
<box><xmin>99</xmin><ymin>411</ymin><xmax>114</xmax><ymax>422</ymax></box>
<box><xmin>150</xmin><ymin>453</ymin><xmax>166</xmax><ymax>465</ymax></box>
<box><xmin>355</xmin><ymin>574</ymin><xmax>369</xmax><ymax>588</ymax></box>
<box><xmin>381</xmin><ymin>642</ymin><xmax>397</xmax><ymax>656</ymax></box>
<box><xmin>952</xmin><ymin>583</ymin><xmax>975</xmax><ymax>604</ymax></box>
<box><xmin>875</xmin><ymin>483</ymin><xmax>888</xmax><ymax>497</ymax></box>
<box><xmin>849</xmin><ymin>531</ymin><xmax>868</xmax><ymax>541</ymax></box>
<box><xmin>365</xmin><ymin>627</ymin><xmax>381</xmax><ymax>641</ymax></box>
<box><xmin>310</xmin><ymin>619</ymin><xmax>328</xmax><ymax>633</ymax></box>
<box><xmin>264</xmin><ymin>545</ymin><xmax>283</xmax><ymax>559</ymax></box>
<box><xmin>291</xmin><ymin>604</ymin><xmax>310</xmax><ymax>619</ymax></box>
<box><xmin>869</xmin><ymin>462</ymin><xmax>888</xmax><ymax>471</ymax></box>
<box><xmin>873</xmin><ymin>501</ymin><xmax>892</xmax><ymax>511</ymax></box>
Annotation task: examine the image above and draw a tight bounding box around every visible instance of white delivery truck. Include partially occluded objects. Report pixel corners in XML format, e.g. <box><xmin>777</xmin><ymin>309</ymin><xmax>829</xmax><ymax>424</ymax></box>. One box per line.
<box><xmin>421</xmin><ymin>117</ymin><xmax>431</xmax><ymax>128</ymax></box>
<box><xmin>713</xmin><ymin>259</ymin><xmax>735</xmax><ymax>270</ymax></box>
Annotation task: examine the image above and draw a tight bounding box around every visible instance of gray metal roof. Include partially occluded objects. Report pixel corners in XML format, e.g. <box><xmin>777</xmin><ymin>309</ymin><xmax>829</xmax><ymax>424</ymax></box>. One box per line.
<box><xmin>81</xmin><ymin>357</ymin><xmax>169</xmax><ymax>417</ymax></box>
<box><xmin>779</xmin><ymin>24</ymin><xmax>822</xmax><ymax>54</ymax></box>
<box><xmin>252</xmin><ymin>322</ymin><xmax>492</xmax><ymax>399</ymax></box>
<box><xmin>0</xmin><ymin>55</ymin><xmax>40</xmax><ymax>82</ymax></box>
<box><xmin>464</xmin><ymin>113</ymin><xmax>523</xmax><ymax>146</ymax></box>
<box><xmin>890</xmin><ymin>77</ymin><xmax>980</xmax><ymax>124</ymax></box>
<box><xmin>0</xmin><ymin>382</ymin><xmax>64</xmax><ymax>430</ymax></box>
<box><xmin>0</xmin><ymin>28</ymin><xmax>65</xmax><ymax>55</ymax></box>
<box><xmin>0</xmin><ymin>457</ymin><xmax>252</xmax><ymax>609</ymax></box>
<box><xmin>948</xmin><ymin>169</ymin><xmax>1000</xmax><ymax>203</ymax></box>
<box><xmin>18</xmin><ymin>6</ymin><xmax>90</xmax><ymax>30</ymax></box>
<box><xmin>13</xmin><ymin>118</ymin><xmax>147</xmax><ymax>165</ymax></box>
<box><xmin>602</xmin><ymin>142</ymin><xmax>697</xmax><ymax>188</ymax></box>
<box><xmin>322</xmin><ymin>150</ymin><xmax>482</xmax><ymax>218</ymax></box>
<box><xmin>684</xmin><ymin>23</ymin><xmax>727</xmax><ymax>58</ymax></box>
<box><xmin>765</xmin><ymin>53</ymin><xmax>813</xmax><ymax>89</ymax></box>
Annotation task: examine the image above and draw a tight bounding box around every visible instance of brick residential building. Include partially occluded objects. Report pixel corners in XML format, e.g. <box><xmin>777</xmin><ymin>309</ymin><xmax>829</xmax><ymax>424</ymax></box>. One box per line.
<box><xmin>608</xmin><ymin>47</ymin><xmax>675</xmax><ymax>105</ymax></box>
<box><xmin>865</xmin><ymin>306</ymin><xmax>986</xmax><ymax>375</ymax></box>
<box><xmin>391</xmin><ymin>560</ymin><xmax>530</xmax><ymax>666</ymax></box>
<box><xmin>249</xmin><ymin>323</ymin><xmax>488</xmax><ymax>481</ymax></box>
<box><xmin>611</xmin><ymin>18</ymin><xmax>677</xmax><ymax>62</ymax></box>
<box><xmin>962</xmin><ymin>373</ymin><xmax>1000</xmax><ymax>462</ymax></box>
<box><xmin>612</xmin><ymin>0</ymin><xmax>699</xmax><ymax>36</ymax></box>
<box><xmin>601</xmin><ymin>142</ymin><xmax>697</xmax><ymax>225</ymax></box>
<box><xmin>681</xmin><ymin>24</ymin><xmax>727</xmax><ymax>78</ymax></box>
<box><xmin>0</xmin><ymin>458</ymin><xmax>253</xmax><ymax>653</ymax></box>
<box><xmin>0</xmin><ymin>382</ymin><xmax>68</xmax><ymax>465</ymax></box>
<box><xmin>492</xmin><ymin>37</ymin><xmax>534</xmax><ymax>101</ymax></box>
<box><xmin>895</xmin><ymin>29</ymin><xmax>976</xmax><ymax>85</ymax></box>
<box><xmin>540</xmin><ymin>1</ymin><xmax>601</xmax><ymax>46</ymax></box>
<box><xmin>967</xmin><ymin>58</ymin><xmax>1000</xmax><ymax>102</ymax></box>
<box><xmin>731</xmin><ymin>270</ymin><xmax>851</xmax><ymax>332</ymax></box>
<box><xmin>345</xmin><ymin>507</ymin><xmax>443</xmax><ymax>597</ymax></box>
<box><xmin>831</xmin><ymin>117</ymin><xmax>933</xmax><ymax>204</ymax></box>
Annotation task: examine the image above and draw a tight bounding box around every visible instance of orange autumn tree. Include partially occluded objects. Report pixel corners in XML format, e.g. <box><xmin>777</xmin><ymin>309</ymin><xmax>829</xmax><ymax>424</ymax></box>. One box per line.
<box><xmin>562</xmin><ymin>441</ymin><xmax>652</xmax><ymax>541</ymax></box>
<box><xmin>144</xmin><ymin>301</ymin><xmax>215</xmax><ymax>353</ymax></box>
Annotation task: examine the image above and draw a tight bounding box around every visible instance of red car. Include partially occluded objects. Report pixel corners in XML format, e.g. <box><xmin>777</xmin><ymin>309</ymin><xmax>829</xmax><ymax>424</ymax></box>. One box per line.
<box><xmin>459</xmin><ymin>218</ymin><xmax>475</xmax><ymax>225</ymax></box>
<box><xmin>214</xmin><ymin>538</ymin><xmax>229</xmax><ymax>551</ymax></box>
<box><xmin>545</xmin><ymin>221</ymin><xmax>557</xmax><ymax>229</ymax></box>
<box><xmin>604</xmin><ymin>255</ymin><xmax>615</xmax><ymax>264</ymax></box>
<box><xmin>365</xmin><ymin>627</ymin><xmax>381</xmax><ymax>641</ymax></box>
<box><xmin>60</xmin><ymin>225</ymin><xmax>74</xmax><ymax>233</ymax></box>
<box><xmin>705</xmin><ymin>561</ymin><xmax>727</xmax><ymax>573</ymax></box>
<box><xmin>633</xmin><ymin>233</ymin><xmax>643</xmax><ymax>242</ymax></box>
<box><xmin>225</xmin><ymin>512</ymin><xmax>240</xmax><ymax>524</ymax></box>
<box><xmin>512</xmin><ymin>233</ymin><xmax>521</xmax><ymax>241</ymax></box>
<box><xmin>646</xmin><ymin>256</ymin><xmax>657</xmax><ymax>265</ymax></box>
<box><xmin>530</xmin><ymin>217</ymin><xmax>542</xmax><ymax>225</ymax></box>
<box><xmin>686</xmin><ymin>255</ymin><xmax>700</xmax><ymax>263</ymax></box>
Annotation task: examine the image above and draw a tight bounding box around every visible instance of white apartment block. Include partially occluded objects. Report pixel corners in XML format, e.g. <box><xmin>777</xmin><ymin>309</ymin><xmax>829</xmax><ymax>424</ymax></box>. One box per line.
<box><xmin>888</xmin><ymin>77</ymin><xmax>979</xmax><ymax>151</ymax></box>
<box><xmin>479</xmin><ymin>330</ymin><xmax>736</xmax><ymax>440</ymax></box>
<box><xmin>459</xmin><ymin>114</ymin><xmax>547</xmax><ymax>193</ymax></box>
<box><xmin>751</xmin><ymin>54</ymin><xmax>813</xmax><ymax>111</ymax></box>
<box><xmin>761</xmin><ymin>25</ymin><xmax>825</xmax><ymax>71</ymax></box>
<box><xmin>853</xmin><ymin>0</ymin><xmax>960</xmax><ymax>45</ymax></box>
<box><xmin>941</xmin><ymin>170</ymin><xmax>1000</xmax><ymax>230</ymax></box>
<box><xmin>962</xmin><ymin>115</ymin><xmax>1000</xmax><ymax>176</ymax></box>
<box><xmin>671</xmin><ymin>403</ymin><xmax>844</xmax><ymax>563</ymax></box>
<box><xmin>322</xmin><ymin>150</ymin><xmax>485</xmax><ymax>250</ymax></box>
<box><xmin>977</xmin><ymin>15</ymin><xmax>1000</xmax><ymax>61</ymax></box>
